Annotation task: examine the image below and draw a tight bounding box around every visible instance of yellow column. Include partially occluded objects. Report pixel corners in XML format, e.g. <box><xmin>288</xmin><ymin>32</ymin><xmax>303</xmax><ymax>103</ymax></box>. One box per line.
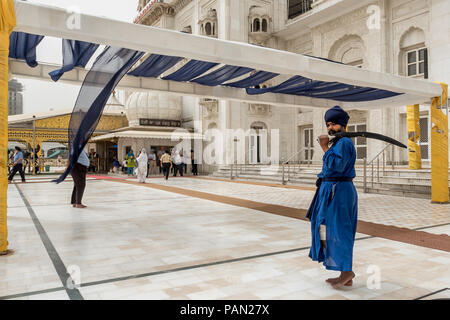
<box><xmin>431</xmin><ymin>83</ymin><xmax>449</xmax><ymax>204</ymax></box>
<box><xmin>407</xmin><ymin>104</ymin><xmax>421</xmax><ymax>169</ymax></box>
<box><xmin>0</xmin><ymin>0</ymin><xmax>16</xmax><ymax>254</ymax></box>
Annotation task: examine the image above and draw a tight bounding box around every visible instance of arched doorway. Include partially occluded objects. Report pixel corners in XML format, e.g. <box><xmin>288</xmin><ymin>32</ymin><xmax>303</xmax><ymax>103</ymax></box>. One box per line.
<box><xmin>249</xmin><ymin>122</ymin><xmax>267</xmax><ymax>164</ymax></box>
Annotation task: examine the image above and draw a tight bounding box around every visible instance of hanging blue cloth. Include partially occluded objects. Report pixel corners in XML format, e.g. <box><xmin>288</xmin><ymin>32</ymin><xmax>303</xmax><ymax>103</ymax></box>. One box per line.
<box><xmin>307</xmin><ymin>137</ymin><xmax>358</xmax><ymax>271</ymax></box>
<box><xmin>246</xmin><ymin>75</ymin><xmax>309</xmax><ymax>95</ymax></box>
<box><xmin>191</xmin><ymin>65</ymin><xmax>253</xmax><ymax>86</ymax></box>
<box><xmin>49</xmin><ymin>40</ymin><xmax>99</xmax><ymax>82</ymax></box>
<box><xmin>328</xmin><ymin>89</ymin><xmax>401</xmax><ymax>102</ymax></box>
<box><xmin>9</xmin><ymin>32</ymin><xmax>44</xmax><ymax>67</ymax></box>
<box><xmin>246</xmin><ymin>74</ymin><xmax>402</xmax><ymax>102</ymax></box>
<box><xmin>53</xmin><ymin>47</ymin><xmax>144</xmax><ymax>184</ymax></box>
<box><xmin>225</xmin><ymin>71</ymin><xmax>278</xmax><ymax>88</ymax></box>
<box><xmin>162</xmin><ymin>60</ymin><xmax>218</xmax><ymax>82</ymax></box>
<box><xmin>128</xmin><ymin>54</ymin><xmax>183</xmax><ymax>78</ymax></box>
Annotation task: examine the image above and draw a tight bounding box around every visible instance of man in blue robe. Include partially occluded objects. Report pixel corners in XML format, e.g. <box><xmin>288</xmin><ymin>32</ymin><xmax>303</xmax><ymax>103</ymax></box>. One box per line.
<box><xmin>307</xmin><ymin>105</ymin><xmax>358</xmax><ymax>289</ymax></box>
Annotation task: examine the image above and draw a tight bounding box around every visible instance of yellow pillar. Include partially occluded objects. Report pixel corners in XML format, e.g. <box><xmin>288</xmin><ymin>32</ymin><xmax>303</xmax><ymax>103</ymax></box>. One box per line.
<box><xmin>0</xmin><ymin>0</ymin><xmax>16</xmax><ymax>254</ymax></box>
<box><xmin>407</xmin><ymin>104</ymin><xmax>422</xmax><ymax>169</ymax></box>
<box><xmin>431</xmin><ymin>83</ymin><xmax>449</xmax><ymax>204</ymax></box>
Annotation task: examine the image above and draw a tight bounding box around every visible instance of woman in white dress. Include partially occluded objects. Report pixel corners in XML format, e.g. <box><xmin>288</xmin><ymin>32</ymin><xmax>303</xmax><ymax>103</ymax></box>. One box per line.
<box><xmin>136</xmin><ymin>148</ymin><xmax>148</xmax><ymax>183</ymax></box>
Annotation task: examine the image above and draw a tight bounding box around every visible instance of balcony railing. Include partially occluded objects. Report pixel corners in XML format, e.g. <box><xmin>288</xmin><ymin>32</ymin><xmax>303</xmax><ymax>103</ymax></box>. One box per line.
<box><xmin>288</xmin><ymin>0</ymin><xmax>313</xmax><ymax>19</ymax></box>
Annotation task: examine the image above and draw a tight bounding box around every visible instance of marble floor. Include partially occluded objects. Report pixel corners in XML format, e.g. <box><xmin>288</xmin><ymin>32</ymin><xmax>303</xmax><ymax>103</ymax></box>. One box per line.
<box><xmin>1</xmin><ymin>175</ymin><xmax>449</xmax><ymax>300</ymax></box>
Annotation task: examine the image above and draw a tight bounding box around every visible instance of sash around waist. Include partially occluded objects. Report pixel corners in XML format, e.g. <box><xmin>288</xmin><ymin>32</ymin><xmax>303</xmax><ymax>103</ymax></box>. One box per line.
<box><xmin>322</xmin><ymin>177</ymin><xmax>354</xmax><ymax>182</ymax></box>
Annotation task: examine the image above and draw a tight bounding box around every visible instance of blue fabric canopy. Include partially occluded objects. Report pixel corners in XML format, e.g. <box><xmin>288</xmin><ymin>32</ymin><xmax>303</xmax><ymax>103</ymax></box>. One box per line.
<box><xmin>191</xmin><ymin>65</ymin><xmax>254</xmax><ymax>86</ymax></box>
<box><xmin>9</xmin><ymin>35</ymin><xmax>403</xmax><ymax>103</ymax></box>
<box><xmin>128</xmin><ymin>54</ymin><xmax>183</xmax><ymax>78</ymax></box>
<box><xmin>162</xmin><ymin>60</ymin><xmax>219</xmax><ymax>82</ymax></box>
<box><xmin>9</xmin><ymin>32</ymin><xmax>44</xmax><ymax>67</ymax></box>
<box><xmin>246</xmin><ymin>75</ymin><xmax>402</xmax><ymax>102</ymax></box>
<box><xmin>225</xmin><ymin>71</ymin><xmax>279</xmax><ymax>88</ymax></box>
<box><xmin>54</xmin><ymin>47</ymin><xmax>144</xmax><ymax>184</ymax></box>
<box><xmin>49</xmin><ymin>39</ymin><xmax>99</xmax><ymax>81</ymax></box>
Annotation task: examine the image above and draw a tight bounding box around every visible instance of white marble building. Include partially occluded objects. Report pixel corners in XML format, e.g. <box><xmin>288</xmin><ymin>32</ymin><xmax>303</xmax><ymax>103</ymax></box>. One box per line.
<box><xmin>130</xmin><ymin>0</ymin><xmax>450</xmax><ymax>170</ymax></box>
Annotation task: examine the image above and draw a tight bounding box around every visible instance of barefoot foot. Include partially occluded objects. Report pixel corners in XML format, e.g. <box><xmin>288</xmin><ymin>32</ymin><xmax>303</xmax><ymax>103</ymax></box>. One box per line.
<box><xmin>326</xmin><ymin>277</ymin><xmax>340</xmax><ymax>284</ymax></box>
<box><xmin>332</xmin><ymin>272</ymin><xmax>355</xmax><ymax>289</ymax></box>
<box><xmin>326</xmin><ymin>278</ymin><xmax>353</xmax><ymax>286</ymax></box>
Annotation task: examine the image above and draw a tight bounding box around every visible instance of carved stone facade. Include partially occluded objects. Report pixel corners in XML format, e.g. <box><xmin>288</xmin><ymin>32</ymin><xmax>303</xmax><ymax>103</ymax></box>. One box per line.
<box><xmin>199</xmin><ymin>8</ymin><xmax>218</xmax><ymax>37</ymax></box>
<box><xmin>247</xmin><ymin>104</ymin><xmax>272</xmax><ymax>117</ymax></box>
<box><xmin>248</xmin><ymin>5</ymin><xmax>272</xmax><ymax>45</ymax></box>
<box><xmin>199</xmin><ymin>98</ymin><xmax>219</xmax><ymax>120</ymax></box>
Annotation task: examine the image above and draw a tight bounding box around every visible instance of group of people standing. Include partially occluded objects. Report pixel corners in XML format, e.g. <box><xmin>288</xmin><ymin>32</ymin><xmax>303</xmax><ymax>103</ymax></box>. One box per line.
<box><xmin>124</xmin><ymin>148</ymin><xmax>198</xmax><ymax>183</ymax></box>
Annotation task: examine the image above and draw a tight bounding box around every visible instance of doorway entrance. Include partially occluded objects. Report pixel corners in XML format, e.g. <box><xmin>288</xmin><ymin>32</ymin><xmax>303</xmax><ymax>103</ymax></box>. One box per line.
<box><xmin>249</xmin><ymin>122</ymin><xmax>267</xmax><ymax>164</ymax></box>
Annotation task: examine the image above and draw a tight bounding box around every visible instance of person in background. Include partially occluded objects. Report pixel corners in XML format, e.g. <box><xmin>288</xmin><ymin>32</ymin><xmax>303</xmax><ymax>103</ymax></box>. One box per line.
<box><xmin>70</xmin><ymin>148</ymin><xmax>90</xmax><ymax>208</ymax></box>
<box><xmin>148</xmin><ymin>150</ymin><xmax>157</xmax><ymax>176</ymax></box>
<box><xmin>23</xmin><ymin>151</ymin><xmax>31</xmax><ymax>173</ymax></box>
<box><xmin>157</xmin><ymin>147</ymin><xmax>164</xmax><ymax>174</ymax></box>
<box><xmin>125</xmin><ymin>150</ymin><xmax>135</xmax><ymax>176</ymax></box>
<box><xmin>191</xmin><ymin>149</ymin><xmax>198</xmax><ymax>176</ymax></box>
<box><xmin>160</xmin><ymin>150</ymin><xmax>172</xmax><ymax>181</ymax></box>
<box><xmin>88</xmin><ymin>152</ymin><xmax>97</xmax><ymax>173</ymax></box>
<box><xmin>122</xmin><ymin>158</ymin><xmax>127</xmax><ymax>173</ymax></box>
<box><xmin>170</xmin><ymin>148</ymin><xmax>175</xmax><ymax>174</ymax></box>
<box><xmin>39</xmin><ymin>152</ymin><xmax>45</xmax><ymax>173</ymax></box>
<box><xmin>182</xmin><ymin>149</ymin><xmax>189</xmax><ymax>174</ymax></box>
<box><xmin>7</xmin><ymin>149</ymin><xmax>14</xmax><ymax>175</ymax></box>
<box><xmin>173</xmin><ymin>150</ymin><xmax>183</xmax><ymax>177</ymax></box>
<box><xmin>8</xmin><ymin>146</ymin><xmax>26</xmax><ymax>183</ymax></box>
<box><xmin>112</xmin><ymin>157</ymin><xmax>120</xmax><ymax>173</ymax></box>
<box><xmin>136</xmin><ymin>148</ymin><xmax>148</xmax><ymax>183</ymax></box>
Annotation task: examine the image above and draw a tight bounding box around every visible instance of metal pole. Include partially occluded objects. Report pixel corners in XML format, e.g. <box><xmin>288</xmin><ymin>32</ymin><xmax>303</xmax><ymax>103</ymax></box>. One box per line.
<box><xmin>282</xmin><ymin>164</ymin><xmax>285</xmax><ymax>185</ymax></box>
<box><xmin>371</xmin><ymin>162</ymin><xmax>374</xmax><ymax>188</ymax></box>
<box><xmin>287</xmin><ymin>164</ymin><xmax>290</xmax><ymax>183</ymax></box>
<box><xmin>32</xmin><ymin>116</ymin><xmax>36</xmax><ymax>176</ymax></box>
<box><xmin>230</xmin><ymin>163</ymin><xmax>233</xmax><ymax>180</ymax></box>
<box><xmin>391</xmin><ymin>144</ymin><xmax>394</xmax><ymax>170</ymax></box>
<box><xmin>377</xmin><ymin>157</ymin><xmax>380</xmax><ymax>183</ymax></box>
<box><xmin>383</xmin><ymin>151</ymin><xmax>385</xmax><ymax>175</ymax></box>
<box><xmin>363</xmin><ymin>157</ymin><xmax>367</xmax><ymax>193</ymax></box>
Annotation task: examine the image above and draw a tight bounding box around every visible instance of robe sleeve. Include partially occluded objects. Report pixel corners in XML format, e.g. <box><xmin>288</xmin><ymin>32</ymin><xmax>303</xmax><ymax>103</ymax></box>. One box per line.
<box><xmin>323</xmin><ymin>138</ymin><xmax>353</xmax><ymax>174</ymax></box>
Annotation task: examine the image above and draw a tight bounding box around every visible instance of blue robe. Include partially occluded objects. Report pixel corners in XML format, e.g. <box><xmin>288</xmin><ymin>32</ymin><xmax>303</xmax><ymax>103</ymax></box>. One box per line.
<box><xmin>308</xmin><ymin>137</ymin><xmax>358</xmax><ymax>271</ymax></box>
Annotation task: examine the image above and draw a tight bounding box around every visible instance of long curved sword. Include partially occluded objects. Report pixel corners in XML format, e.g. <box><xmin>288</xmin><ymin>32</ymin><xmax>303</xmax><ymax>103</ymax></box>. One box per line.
<box><xmin>332</xmin><ymin>131</ymin><xmax>407</xmax><ymax>149</ymax></box>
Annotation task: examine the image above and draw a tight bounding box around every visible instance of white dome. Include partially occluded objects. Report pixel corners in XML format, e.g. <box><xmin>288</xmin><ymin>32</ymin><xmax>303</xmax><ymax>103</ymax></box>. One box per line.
<box><xmin>125</xmin><ymin>92</ymin><xmax>182</xmax><ymax>127</ymax></box>
<box><xmin>103</xmin><ymin>92</ymin><xmax>125</xmax><ymax>116</ymax></box>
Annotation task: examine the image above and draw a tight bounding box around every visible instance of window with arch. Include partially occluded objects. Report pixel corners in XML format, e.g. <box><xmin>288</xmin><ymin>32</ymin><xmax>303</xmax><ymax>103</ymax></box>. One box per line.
<box><xmin>262</xmin><ymin>19</ymin><xmax>268</xmax><ymax>32</ymax></box>
<box><xmin>328</xmin><ymin>35</ymin><xmax>365</xmax><ymax>69</ymax></box>
<box><xmin>399</xmin><ymin>27</ymin><xmax>428</xmax><ymax>79</ymax></box>
<box><xmin>253</xmin><ymin>19</ymin><xmax>260</xmax><ymax>32</ymax></box>
<box><xmin>205</xmin><ymin>22</ymin><xmax>212</xmax><ymax>36</ymax></box>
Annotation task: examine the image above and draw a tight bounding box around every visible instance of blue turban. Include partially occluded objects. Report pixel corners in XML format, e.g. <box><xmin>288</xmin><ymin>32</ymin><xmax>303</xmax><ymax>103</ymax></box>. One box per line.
<box><xmin>324</xmin><ymin>105</ymin><xmax>350</xmax><ymax>128</ymax></box>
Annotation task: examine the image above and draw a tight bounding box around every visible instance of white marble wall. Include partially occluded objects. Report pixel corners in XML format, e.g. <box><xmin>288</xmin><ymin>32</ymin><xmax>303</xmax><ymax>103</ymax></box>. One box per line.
<box><xmin>286</xmin><ymin>0</ymin><xmax>450</xmax><ymax>165</ymax></box>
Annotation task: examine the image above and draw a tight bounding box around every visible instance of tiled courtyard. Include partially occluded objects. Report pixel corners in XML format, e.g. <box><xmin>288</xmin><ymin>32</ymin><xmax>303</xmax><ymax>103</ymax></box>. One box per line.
<box><xmin>1</xmin><ymin>175</ymin><xmax>449</xmax><ymax>300</ymax></box>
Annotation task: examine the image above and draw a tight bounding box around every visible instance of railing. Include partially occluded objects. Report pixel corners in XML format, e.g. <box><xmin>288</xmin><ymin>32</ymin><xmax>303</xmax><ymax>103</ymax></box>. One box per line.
<box><xmin>288</xmin><ymin>0</ymin><xmax>313</xmax><ymax>19</ymax></box>
<box><xmin>229</xmin><ymin>148</ymin><xmax>306</xmax><ymax>182</ymax></box>
<box><xmin>281</xmin><ymin>148</ymin><xmax>305</xmax><ymax>185</ymax></box>
<box><xmin>363</xmin><ymin>144</ymin><xmax>395</xmax><ymax>193</ymax></box>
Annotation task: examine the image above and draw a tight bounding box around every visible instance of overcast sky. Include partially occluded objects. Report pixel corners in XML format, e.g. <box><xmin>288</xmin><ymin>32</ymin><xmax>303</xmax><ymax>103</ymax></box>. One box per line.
<box><xmin>16</xmin><ymin>0</ymin><xmax>138</xmax><ymax>114</ymax></box>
